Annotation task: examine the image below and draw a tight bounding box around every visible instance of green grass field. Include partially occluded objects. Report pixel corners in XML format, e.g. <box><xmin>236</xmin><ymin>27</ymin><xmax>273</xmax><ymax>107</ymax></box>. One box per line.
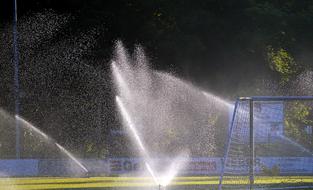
<box><xmin>0</xmin><ymin>176</ymin><xmax>312</xmax><ymax>190</ymax></box>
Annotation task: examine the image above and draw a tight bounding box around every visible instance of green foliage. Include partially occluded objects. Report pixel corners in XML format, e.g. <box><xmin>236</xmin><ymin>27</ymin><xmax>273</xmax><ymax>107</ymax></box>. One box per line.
<box><xmin>285</xmin><ymin>102</ymin><xmax>313</xmax><ymax>150</ymax></box>
<box><xmin>2</xmin><ymin>0</ymin><xmax>313</xmax><ymax>157</ymax></box>
<box><xmin>267</xmin><ymin>47</ymin><xmax>298</xmax><ymax>84</ymax></box>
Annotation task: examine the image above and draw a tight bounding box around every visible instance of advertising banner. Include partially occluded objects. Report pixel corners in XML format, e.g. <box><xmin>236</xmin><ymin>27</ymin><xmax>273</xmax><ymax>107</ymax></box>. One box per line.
<box><xmin>1</xmin><ymin>157</ymin><xmax>312</xmax><ymax>176</ymax></box>
<box><xmin>0</xmin><ymin>159</ymin><xmax>38</xmax><ymax>176</ymax></box>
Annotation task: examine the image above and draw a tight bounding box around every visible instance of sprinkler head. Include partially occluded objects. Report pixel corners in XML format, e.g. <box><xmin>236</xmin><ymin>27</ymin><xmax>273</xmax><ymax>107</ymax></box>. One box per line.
<box><xmin>84</xmin><ymin>171</ymin><xmax>90</xmax><ymax>178</ymax></box>
<box><xmin>158</xmin><ymin>184</ymin><xmax>165</xmax><ymax>190</ymax></box>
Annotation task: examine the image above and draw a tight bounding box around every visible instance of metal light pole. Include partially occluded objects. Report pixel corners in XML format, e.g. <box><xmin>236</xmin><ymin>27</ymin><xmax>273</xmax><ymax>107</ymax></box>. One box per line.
<box><xmin>13</xmin><ymin>0</ymin><xmax>21</xmax><ymax>159</ymax></box>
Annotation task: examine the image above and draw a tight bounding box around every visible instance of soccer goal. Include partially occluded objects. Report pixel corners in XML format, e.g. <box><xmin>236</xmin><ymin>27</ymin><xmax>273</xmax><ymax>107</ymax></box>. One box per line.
<box><xmin>219</xmin><ymin>96</ymin><xmax>313</xmax><ymax>190</ymax></box>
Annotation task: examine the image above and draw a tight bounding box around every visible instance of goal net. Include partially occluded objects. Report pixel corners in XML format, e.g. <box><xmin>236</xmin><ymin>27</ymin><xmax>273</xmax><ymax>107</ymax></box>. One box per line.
<box><xmin>219</xmin><ymin>96</ymin><xmax>313</xmax><ymax>190</ymax></box>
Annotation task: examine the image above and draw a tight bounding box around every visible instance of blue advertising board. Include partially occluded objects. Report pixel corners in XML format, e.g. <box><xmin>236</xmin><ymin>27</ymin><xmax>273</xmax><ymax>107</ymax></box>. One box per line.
<box><xmin>0</xmin><ymin>157</ymin><xmax>312</xmax><ymax>176</ymax></box>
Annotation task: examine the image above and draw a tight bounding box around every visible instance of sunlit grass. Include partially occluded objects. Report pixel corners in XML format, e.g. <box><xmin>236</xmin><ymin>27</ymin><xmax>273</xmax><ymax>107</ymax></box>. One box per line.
<box><xmin>0</xmin><ymin>176</ymin><xmax>312</xmax><ymax>189</ymax></box>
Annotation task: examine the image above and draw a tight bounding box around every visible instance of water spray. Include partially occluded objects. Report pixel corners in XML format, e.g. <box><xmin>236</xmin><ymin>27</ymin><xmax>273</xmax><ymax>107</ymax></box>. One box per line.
<box><xmin>112</xmin><ymin>61</ymin><xmax>130</xmax><ymax>97</ymax></box>
<box><xmin>278</xmin><ymin>134</ymin><xmax>313</xmax><ymax>156</ymax></box>
<box><xmin>116</xmin><ymin>96</ymin><xmax>159</xmax><ymax>185</ymax></box>
<box><xmin>15</xmin><ymin>115</ymin><xmax>49</xmax><ymax>140</ymax></box>
<box><xmin>202</xmin><ymin>91</ymin><xmax>232</xmax><ymax>108</ymax></box>
<box><xmin>116</xmin><ymin>96</ymin><xmax>188</xmax><ymax>189</ymax></box>
<box><xmin>55</xmin><ymin>143</ymin><xmax>89</xmax><ymax>173</ymax></box>
<box><xmin>113</xmin><ymin>43</ymin><xmax>199</xmax><ymax>188</ymax></box>
<box><xmin>15</xmin><ymin>115</ymin><xmax>89</xmax><ymax>174</ymax></box>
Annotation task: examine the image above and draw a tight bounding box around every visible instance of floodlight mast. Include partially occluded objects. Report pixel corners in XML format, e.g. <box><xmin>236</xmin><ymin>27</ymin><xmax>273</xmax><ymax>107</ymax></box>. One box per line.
<box><xmin>13</xmin><ymin>0</ymin><xmax>20</xmax><ymax>159</ymax></box>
